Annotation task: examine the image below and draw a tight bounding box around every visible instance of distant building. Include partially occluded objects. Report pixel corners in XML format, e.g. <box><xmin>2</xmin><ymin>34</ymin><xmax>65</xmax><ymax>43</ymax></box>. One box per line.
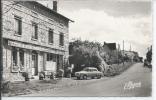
<box><xmin>121</xmin><ymin>50</ymin><xmax>140</xmax><ymax>62</ymax></box>
<box><xmin>2</xmin><ymin>1</ymin><xmax>72</xmax><ymax>81</ymax></box>
<box><xmin>103</xmin><ymin>42</ymin><xmax>118</xmax><ymax>64</ymax></box>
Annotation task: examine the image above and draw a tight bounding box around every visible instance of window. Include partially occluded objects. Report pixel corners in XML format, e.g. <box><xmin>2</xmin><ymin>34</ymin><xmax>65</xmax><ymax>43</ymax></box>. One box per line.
<box><xmin>19</xmin><ymin>49</ymin><xmax>24</xmax><ymax>71</ymax></box>
<box><xmin>19</xmin><ymin>49</ymin><xmax>24</xmax><ymax>66</ymax></box>
<box><xmin>14</xmin><ymin>16</ymin><xmax>22</xmax><ymax>35</ymax></box>
<box><xmin>59</xmin><ymin>33</ymin><xmax>64</xmax><ymax>46</ymax></box>
<box><xmin>47</xmin><ymin>53</ymin><xmax>52</xmax><ymax>61</ymax></box>
<box><xmin>12</xmin><ymin>48</ymin><xmax>17</xmax><ymax>66</ymax></box>
<box><xmin>12</xmin><ymin>48</ymin><xmax>18</xmax><ymax>72</ymax></box>
<box><xmin>48</xmin><ymin>29</ymin><xmax>53</xmax><ymax>43</ymax></box>
<box><xmin>12</xmin><ymin>48</ymin><xmax>25</xmax><ymax>72</ymax></box>
<box><xmin>32</xmin><ymin>22</ymin><xmax>38</xmax><ymax>39</ymax></box>
<box><xmin>47</xmin><ymin>53</ymin><xmax>55</xmax><ymax>61</ymax></box>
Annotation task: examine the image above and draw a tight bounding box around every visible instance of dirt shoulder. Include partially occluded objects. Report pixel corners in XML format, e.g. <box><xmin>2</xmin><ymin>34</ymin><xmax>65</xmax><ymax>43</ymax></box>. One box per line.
<box><xmin>2</xmin><ymin>62</ymin><xmax>135</xmax><ymax>97</ymax></box>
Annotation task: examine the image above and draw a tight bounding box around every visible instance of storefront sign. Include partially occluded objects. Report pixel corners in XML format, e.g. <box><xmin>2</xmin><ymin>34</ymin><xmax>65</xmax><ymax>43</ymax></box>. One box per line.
<box><xmin>8</xmin><ymin>40</ymin><xmax>65</xmax><ymax>55</ymax></box>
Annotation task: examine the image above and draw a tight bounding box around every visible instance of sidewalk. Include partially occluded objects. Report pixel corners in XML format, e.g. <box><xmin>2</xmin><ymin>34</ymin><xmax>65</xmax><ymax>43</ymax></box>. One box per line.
<box><xmin>2</xmin><ymin>77</ymin><xmax>109</xmax><ymax>97</ymax></box>
<box><xmin>2</xmin><ymin>62</ymin><xmax>134</xmax><ymax>97</ymax></box>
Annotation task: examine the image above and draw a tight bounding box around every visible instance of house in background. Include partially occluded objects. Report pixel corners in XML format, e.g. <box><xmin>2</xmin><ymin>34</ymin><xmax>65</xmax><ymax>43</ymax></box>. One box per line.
<box><xmin>121</xmin><ymin>50</ymin><xmax>140</xmax><ymax>62</ymax></box>
<box><xmin>2</xmin><ymin>1</ymin><xmax>72</xmax><ymax>81</ymax></box>
<box><xmin>103</xmin><ymin>42</ymin><xmax>119</xmax><ymax>64</ymax></box>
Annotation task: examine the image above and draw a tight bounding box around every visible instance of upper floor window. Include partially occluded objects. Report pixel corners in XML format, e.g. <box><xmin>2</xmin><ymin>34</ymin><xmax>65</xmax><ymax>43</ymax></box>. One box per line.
<box><xmin>32</xmin><ymin>22</ymin><xmax>38</xmax><ymax>40</ymax></box>
<box><xmin>59</xmin><ymin>33</ymin><xmax>64</xmax><ymax>46</ymax></box>
<box><xmin>48</xmin><ymin>29</ymin><xmax>54</xmax><ymax>44</ymax></box>
<box><xmin>14</xmin><ymin>16</ymin><xmax>22</xmax><ymax>35</ymax></box>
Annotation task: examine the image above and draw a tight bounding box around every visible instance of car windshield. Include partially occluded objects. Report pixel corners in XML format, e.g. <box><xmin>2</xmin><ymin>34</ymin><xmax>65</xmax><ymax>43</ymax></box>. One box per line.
<box><xmin>93</xmin><ymin>69</ymin><xmax>98</xmax><ymax>71</ymax></box>
<box><xmin>83</xmin><ymin>68</ymin><xmax>98</xmax><ymax>72</ymax></box>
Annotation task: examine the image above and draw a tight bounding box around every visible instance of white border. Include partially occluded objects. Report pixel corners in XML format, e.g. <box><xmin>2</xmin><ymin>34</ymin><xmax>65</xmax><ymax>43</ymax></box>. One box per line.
<box><xmin>2</xmin><ymin>0</ymin><xmax>155</xmax><ymax>100</ymax></box>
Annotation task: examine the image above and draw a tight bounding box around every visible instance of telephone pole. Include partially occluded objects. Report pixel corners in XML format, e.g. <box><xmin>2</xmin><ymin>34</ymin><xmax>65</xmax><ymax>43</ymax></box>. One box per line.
<box><xmin>129</xmin><ymin>44</ymin><xmax>131</xmax><ymax>51</ymax></box>
<box><xmin>123</xmin><ymin>40</ymin><xmax>125</xmax><ymax>65</ymax></box>
<box><xmin>0</xmin><ymin>0</ymin><xmax>3</xmax><ymax>97</ymax></box>
<box><xmin>117</xmin><ymin>44</ymin><xmax>120</xmax><ymax>65</ymax></box>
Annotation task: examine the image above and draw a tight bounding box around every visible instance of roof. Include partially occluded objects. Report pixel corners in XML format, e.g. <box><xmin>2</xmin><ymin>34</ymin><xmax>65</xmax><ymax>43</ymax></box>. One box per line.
<box><xmin>103</xmin><ymin>42</ymin><xmax>116</xmax><ymax>50</ymax></box>
<box><xmin>17</xmin><ymin>1</ymin><xmax>74</xmax><ymax>22</ymax></box>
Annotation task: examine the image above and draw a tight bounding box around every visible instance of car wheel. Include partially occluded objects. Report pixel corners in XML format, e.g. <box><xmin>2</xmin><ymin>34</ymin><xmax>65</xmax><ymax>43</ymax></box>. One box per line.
<box><xmin>77</xmin><ymin>77</ymin><xmax>80</xmax><ymax>80</ymax></box>
<box><xmin>83</xmin><ymin>75</ymin><xmax>87</xmax><ymax>80</ymax></box>
<box><xmin>80</xmin><ymin>75</ymin><xmax>83</xmax><ymax>80</ymax></box>
<box><xmin>97</xmin><ymin>75</ymin><xmax>101</xmax><ymax>79</ymax></box>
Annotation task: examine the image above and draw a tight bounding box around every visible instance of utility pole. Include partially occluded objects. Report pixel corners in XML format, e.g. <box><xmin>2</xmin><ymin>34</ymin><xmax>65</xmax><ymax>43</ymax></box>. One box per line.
<box><xmin>117</xmin><ymin>44</ymin><xmax>120</xmax><ymax>65</ymax></box>
<box><xmin>0</xmin><ymin>0</ymin><xmax>3</xmax><ymax>97</ymax></box>
<box><xmin>129</xmin><ymin>43</ymin><xmax>131</xmax><ymax>51</ymax></box>
<box><xmin>123</xmin><ymin>40</ymin><xmax>124</xmax><ymax>65</ymax></box>
<box><xmin>123</xmin><ymin>40</ymin><xmax>124</xmax><ymax>52</ymax></box>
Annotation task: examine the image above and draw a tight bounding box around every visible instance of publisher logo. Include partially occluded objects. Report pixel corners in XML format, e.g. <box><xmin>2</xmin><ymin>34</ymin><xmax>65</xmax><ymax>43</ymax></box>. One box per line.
<box><xmin>124</xmin><ymin>81</ymin><xmax>141</xmax><ymax>90</ymax></box>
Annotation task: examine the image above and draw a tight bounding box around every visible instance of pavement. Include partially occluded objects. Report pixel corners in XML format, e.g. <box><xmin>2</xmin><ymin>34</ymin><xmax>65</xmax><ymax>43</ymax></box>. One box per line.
<box><xmin>22</xmin><ymin>63</ymin><xmax>152</xmax><ymax>97</ymax></box>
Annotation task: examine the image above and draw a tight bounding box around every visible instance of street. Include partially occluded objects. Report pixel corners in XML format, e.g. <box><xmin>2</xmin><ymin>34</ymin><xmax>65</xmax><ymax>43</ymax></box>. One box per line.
<box><xmin>24</xmin><ymin>63</ymin><xmax>152</xmax><ymax>97</ymax></box>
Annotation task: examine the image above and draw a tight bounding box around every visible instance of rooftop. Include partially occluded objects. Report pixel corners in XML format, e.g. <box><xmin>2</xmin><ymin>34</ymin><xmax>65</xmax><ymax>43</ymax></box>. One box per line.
<box><xmin>103</xmin><ymin>42</ymin><xmax>116</xmax><ymax>50</ymax></box>
<box><xmin>16</xmin><ymin>1</ymin><xmax>74</xmax><ymax>22</ymax></box>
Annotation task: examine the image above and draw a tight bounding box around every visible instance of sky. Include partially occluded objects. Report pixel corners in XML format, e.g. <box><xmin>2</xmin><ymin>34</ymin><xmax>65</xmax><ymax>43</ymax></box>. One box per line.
<box><xmin>38</xmin><ymin>0</ymin><xmax>152</xmax><ymax>58</ymax></box>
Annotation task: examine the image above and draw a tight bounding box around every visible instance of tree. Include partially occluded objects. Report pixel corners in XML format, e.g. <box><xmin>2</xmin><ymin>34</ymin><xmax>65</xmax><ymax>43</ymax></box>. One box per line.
<box><xmin>146</xmin><ymin>46</ymin><xmax>152</xmax><ymax>63</ymax></box>
<box><xmin>69</xmin><ymin>39</ymin><xmax>110</xmax><ymax>73</ymax></box>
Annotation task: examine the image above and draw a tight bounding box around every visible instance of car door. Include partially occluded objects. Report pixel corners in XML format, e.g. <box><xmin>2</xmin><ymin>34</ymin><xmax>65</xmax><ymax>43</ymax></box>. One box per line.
<box><xmin>93</xmin><ymin>69</ymin><xmax>98</xmax><ymax>76</ymax></box>
<box><xmin>85</xmin><ymin>69</ymin><xmax>90</xmax><ymax>77</ymax></box>
<box><xmin>90</xmin><ymin>69</ymin><xmax>95</xmax><ymax>77</ymax></box>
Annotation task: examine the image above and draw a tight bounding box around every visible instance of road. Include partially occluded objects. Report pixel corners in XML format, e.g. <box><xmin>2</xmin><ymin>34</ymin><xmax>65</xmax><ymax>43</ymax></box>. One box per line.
<box><xmin>24</xmin><ymin>63</ymin><xmax>152</xmax><ymax>97</ymax></box>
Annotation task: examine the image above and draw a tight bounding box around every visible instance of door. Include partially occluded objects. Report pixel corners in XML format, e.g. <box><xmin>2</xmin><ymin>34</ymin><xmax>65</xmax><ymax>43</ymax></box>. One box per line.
<box><xmin>32</xmin><ymin>51</ymin><xmax>38</xmax><ymax>76</ymax></box>
<box><xmin>56</xmin><ymin>55</ymin><xmax>63</xmax><ymax>70</ymax></box>
<box><xmin>46</xmin><ymin>53</ymin><xmax>57</xmax><ymax>72</ymax></box>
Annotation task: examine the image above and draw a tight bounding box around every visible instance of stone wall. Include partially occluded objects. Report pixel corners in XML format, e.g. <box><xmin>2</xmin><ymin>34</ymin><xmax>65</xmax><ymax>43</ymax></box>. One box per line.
<box><xmin>2</xmin><ymin>1</ymin><xmax>70</xmax><ymax>81</ymax></box>
<box><xmin>2</xmin><ymin>1</ymin><xmax>69</xmax><ymax>54</ymax></box>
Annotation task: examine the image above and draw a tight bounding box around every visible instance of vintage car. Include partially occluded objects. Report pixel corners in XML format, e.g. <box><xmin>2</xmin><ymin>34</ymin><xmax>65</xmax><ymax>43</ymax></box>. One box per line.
<box><xmin>75</xmin><ymin>67</ymin><xmax>103</xmax><ymax>80</ymax></box>
<box><xmin>144</xmin><ymin>59</ymin><xmax>152</xmax><ymax>68</ymax></box>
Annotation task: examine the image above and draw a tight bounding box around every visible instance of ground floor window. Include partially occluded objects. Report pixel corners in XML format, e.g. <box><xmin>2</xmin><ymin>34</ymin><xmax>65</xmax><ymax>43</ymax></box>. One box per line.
<box><xmin>47</xmin><ymin>53</ymin><xmax>56</xmax><ymax>61</ymax></box>
<box><xmin>19</xmin><ymin>49</ymin><xmax>24</xmax><ymax>71</ymax></box>
<box><xmin>12</xmin><ymin>47</ymin><xmax>25</xmax><ymax>72</ymax></box>
<box><xmin>12</xmin><ymin>47</ymin><xmax>17</xmax><ymax>66</ymax></box>
<box><xmin>57</xmin><ymin>55</ymin><xmax>63</xmax><ymax>70</ymax></box>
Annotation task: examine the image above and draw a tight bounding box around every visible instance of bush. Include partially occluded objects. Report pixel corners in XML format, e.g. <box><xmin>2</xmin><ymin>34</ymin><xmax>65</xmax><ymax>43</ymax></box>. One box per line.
<box><xmin>39</xmin><ymin>71</ymin><xmax>45</xmax><ymax>80</ymax></box>
<box><xmin>56</xmin><ymin>69</ymin><xmax>64</xmax><ymax>78</ymax></box>
<box><xmin>1</xmin><ymin>81</ymin><xmax>10</xmax><ymax>93</ymax></box>
<box><xmin>50</xmin><ymin>72</ymin><xmax>56</xmax><ymax>79</ymax></box>
<box><xmin>22</xmin><ymin>72</ymin><xmax>29</xmax><ymax>81</ymax></box>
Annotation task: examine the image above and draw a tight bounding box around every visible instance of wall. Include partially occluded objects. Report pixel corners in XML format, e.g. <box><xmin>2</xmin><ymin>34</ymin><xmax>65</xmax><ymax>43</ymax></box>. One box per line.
<box><xmin>2</xmin><ymin>1</ymin><xmax>70</xmax><ymax>81</ymax></box>
<box><xmin>2</xmin><ymin>1</ymin><xmax>69</xmax><ymax>54</ymax></box>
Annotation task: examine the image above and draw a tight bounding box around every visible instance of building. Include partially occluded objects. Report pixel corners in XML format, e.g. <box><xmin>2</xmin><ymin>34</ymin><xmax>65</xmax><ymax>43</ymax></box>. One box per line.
<box><xmin>121</xmin><ymin>50</ymin><xmax>140</xmax><ymax>62</ymax></box>
<box><xmin>103</xmin><ymin>42</ymin><xmax>118</xmax><ymax>64</ymax></box>
<box><xmin>2</xmin><ymin>1</ymin><xmax>72</xmax><ymax>81</ymax></box>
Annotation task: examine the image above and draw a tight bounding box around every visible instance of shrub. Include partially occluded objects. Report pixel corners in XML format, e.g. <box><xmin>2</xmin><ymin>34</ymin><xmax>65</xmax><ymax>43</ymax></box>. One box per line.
<box><xmin>50</xmin><ymin>72</ymin><xmax>56</xmax><ymax>79</ymax></box>
<box><xmin>39</xmin><ymin>71</ymin><xmax>45</xmax><ymax>80</ymax></box>
<box><xmin>22</xmin><ymin>72</ymin><xmax>29</xmax><ymax>81</ymax></box>
<box><xmin>56</xmin><ymin>69</ymin><xmax>64</xmax><ymax>78</ymax></box>
<box><xmin>1</xmin><ymin>81</ymin><xmax>10</xmax><ymax>93</ymax></box>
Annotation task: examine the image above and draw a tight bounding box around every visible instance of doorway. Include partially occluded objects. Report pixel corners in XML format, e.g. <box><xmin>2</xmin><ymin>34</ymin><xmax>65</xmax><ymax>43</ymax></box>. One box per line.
<box><xmin>32</xmin><ymin>51</ymin><xmax>38</xmax><ymax>76</ymax></box>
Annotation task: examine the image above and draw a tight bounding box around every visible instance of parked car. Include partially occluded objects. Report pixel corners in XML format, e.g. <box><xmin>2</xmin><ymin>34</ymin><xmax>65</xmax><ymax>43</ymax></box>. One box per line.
<box><xmin>144</xmin><ymin>59</ymin><xmax>152</xmax><ymax>68</ymax></box>
<box><xmin>75</xmin><ymin>67</ymin><xmax>103</xmax><ymax>80</ymax></box>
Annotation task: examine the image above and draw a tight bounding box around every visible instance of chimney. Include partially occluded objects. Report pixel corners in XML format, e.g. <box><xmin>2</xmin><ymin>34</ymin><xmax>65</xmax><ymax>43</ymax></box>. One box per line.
<box><xmin>53</xmin><ymin>1</ymin><xmax>57</xmax><ymax>12</ymax></box>
<box><xmin>104</xmin><ymin>42</ymin><xmax>107</xmax><ymax>45</ymax></box>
